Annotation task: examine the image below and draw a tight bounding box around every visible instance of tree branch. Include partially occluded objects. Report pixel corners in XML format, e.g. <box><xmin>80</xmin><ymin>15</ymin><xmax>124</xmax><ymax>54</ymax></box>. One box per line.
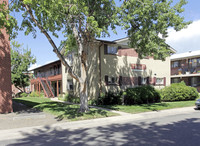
<box><xmin>23</xmin><ymin>3</ymin><xmax>80</xmax><ymax>82</ymax></box>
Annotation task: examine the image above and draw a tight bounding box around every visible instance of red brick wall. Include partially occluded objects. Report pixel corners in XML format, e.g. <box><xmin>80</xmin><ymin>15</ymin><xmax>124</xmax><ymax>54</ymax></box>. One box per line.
<box><xmin>0</xmin><ymin>0</ymin><xmax>13</xmax><ymax>113</ymax></box>
<box><xmin>118</xmin><ymin>48</ymin><xmax>138</xmax><ymax>57</ymax></box>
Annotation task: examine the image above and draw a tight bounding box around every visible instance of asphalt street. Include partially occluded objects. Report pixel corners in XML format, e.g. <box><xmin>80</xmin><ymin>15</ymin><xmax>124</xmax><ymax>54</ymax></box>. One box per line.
<box><xmin>0</xmin><ymin>107</ymin><xmax>200</xmax><ymax>146</ymax></box>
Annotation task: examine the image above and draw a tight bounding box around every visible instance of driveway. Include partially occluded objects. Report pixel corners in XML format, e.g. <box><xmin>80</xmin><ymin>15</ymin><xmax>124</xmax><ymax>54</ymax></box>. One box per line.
<box><xmin>0</xmin><ymin>101</ymin><xmax>66</xmax><ymax>130</ymax></box>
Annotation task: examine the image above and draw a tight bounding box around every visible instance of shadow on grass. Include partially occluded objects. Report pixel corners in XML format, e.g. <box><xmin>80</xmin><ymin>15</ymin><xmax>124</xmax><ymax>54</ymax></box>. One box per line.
<box><xmin>13</xmin><ymin>99</ymin><xmax>40</xmax><ymax>108</ymax></box>
<box><xmin>34</xmin><ymin>102</ymin><xmax>110</xmax><ymax>121</ymax></box>
<box><xmin>100</xmin><ymin>102</ymin><xmax>169</xmax><ymax>112</ymax></box>
<box><xmin>139</xmin><ymin>102</ymin><xmax>169</xmax><ymax>111</ymax></box>
<box><xmin>13</xmin><ymin>98</ymin><xmax>114</xmax><ymax>121</ymax></box>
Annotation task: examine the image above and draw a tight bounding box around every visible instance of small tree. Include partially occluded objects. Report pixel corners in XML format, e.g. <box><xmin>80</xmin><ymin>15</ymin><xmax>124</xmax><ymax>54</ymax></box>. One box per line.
<box><xmin>11</xmin><ymin>41</ymin><xmax>36</xmax><ymax>92</ymax></box>
<box><xmin>1</xmin><ymin>0</ymin><xmax>190</xmax><ymax>112</ymax></box>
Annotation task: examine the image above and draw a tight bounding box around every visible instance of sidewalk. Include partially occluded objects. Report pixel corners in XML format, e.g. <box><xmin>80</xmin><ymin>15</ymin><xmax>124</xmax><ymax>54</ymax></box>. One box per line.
<box><xmin>0</xmin><ymin>101</ymin><xmax>66</xmax><ymax>130</ymax></box>
<box><xmin>0</xmin><ymin>106</ymin><xmax>197</xmax><ymax>141</ymax></box>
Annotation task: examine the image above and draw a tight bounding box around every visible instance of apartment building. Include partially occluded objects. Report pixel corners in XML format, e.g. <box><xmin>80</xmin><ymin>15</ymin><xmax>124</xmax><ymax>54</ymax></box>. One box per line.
<box><xmin>171</xmin><ymin>50</ymin><xmax>200</xmax><ymax>92</ymax></box>
<box><xmin>30</xmin><ymin>60</ymin><xmax>62</xmax><ymax>97</ymax></box>
<box><xmin>62</xmin><ymin>38</ymin><xmax>174</xmax><ymax>99</ymax></box>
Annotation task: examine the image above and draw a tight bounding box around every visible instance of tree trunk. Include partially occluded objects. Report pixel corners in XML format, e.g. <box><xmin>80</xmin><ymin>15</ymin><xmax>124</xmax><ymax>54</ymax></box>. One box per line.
<box><xmin>78</xmin><ymin>51</ymin><xmax>89</xmax><ymax>112</ymax></box>
<box><xmin>24</xmin><ymin>4</ymin><xmax>89</xmax><ymax>112</ymax></box>
<box><xmin>79</xmin><ymin>82</ymin><xmax>89</xmax><ymax>112</ymax></box>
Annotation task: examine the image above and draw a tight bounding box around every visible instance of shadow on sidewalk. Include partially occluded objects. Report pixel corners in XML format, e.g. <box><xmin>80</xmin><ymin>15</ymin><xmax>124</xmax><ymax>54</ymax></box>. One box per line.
<box><xmin>6</xmin><ymin>117</ymin><xmax>200</xmax><ymax>146</ymax></box>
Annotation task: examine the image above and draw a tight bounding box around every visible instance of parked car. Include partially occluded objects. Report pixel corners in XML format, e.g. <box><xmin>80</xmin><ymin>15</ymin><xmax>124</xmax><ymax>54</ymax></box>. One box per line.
<box><xmin>195</xmin><ymin>99</ymin><xmax>200</xmax><ymax>109</ymax></box>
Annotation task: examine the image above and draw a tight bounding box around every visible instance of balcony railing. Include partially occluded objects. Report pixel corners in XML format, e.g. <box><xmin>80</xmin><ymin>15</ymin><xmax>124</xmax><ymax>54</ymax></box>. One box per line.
<box><xmin>177</xmin><ymin>67</ymin><xmax>200</xmax><ymax>75</ymax></box>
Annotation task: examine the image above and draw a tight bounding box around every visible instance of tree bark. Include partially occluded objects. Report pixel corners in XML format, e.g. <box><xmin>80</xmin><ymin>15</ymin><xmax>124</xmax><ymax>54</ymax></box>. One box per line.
<box><xmin>78</xmin><ymin>51</ymin><xmax>89</xmax><ymax>112</ymax></box>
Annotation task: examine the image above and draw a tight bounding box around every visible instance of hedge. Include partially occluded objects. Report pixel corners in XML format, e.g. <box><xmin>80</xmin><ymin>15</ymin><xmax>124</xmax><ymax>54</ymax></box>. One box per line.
<box><xmin>160</xmin><ymin>81</ymin><xmax>199</xmax><ymax>101</ymax></box>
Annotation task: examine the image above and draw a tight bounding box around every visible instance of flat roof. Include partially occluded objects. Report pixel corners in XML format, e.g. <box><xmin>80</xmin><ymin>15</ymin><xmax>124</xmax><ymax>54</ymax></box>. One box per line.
<box><xmin>171</xmin><ymin>50</ymin><xmax>200</xmax><ymax>60</ymax></box>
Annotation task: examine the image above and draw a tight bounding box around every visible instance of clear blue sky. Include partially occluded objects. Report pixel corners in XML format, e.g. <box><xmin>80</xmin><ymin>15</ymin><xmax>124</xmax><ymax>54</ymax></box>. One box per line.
<box><xmin>11</xmin><ymin>0</ymin><xmax>200</xmax><ymax>68</ymax></box>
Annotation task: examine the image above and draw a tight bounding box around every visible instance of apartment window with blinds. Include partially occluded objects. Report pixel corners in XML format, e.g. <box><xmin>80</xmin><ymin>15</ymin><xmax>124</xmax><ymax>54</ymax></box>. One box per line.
<box><xmin>104</xmin><ymin>44</ymin><xmax>118</xmax><ymax>55</ymax></box>
<box><xmin>105</xmin><ymin>75</ymin><xmax>118</xmax><ymax>85</ymax></box>
<box><xmin>156</xmin><ymin>78</ymin><xmax>164</xmax><ymax>85</ymax></box>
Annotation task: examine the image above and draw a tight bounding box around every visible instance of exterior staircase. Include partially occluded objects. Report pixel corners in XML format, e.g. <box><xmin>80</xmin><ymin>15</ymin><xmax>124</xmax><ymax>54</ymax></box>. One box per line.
<box><xmin>39</xmin><ymin>78</ymin><xmax>55</xmax><ymax>98</ymax></box>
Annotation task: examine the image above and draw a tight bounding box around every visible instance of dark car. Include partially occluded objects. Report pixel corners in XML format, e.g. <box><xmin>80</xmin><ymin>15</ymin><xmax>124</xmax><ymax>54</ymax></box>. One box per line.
<box><xmin>195</xmin><ymin>99</ymin><xmax>200</xmax><ymax>109</ymax></box>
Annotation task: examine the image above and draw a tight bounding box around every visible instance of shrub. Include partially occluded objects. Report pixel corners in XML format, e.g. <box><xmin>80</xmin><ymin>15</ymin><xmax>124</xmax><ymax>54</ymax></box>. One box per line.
<box><xmin>29</xmin><ymin>91</ymin><xmax>40</xmax><ymax>97</ymax></box>
<box><xmin>21</xmin><ymin>92</ymin><xmax>28</xmax><ymax>97</ymax></box>
<box><xmin>64</xmin><ymin>93</ymin><xmax>80</xmax><ymax>104</ymax></box>
<box><xmin>124</xmin><ymin>85</ymin><xmax>161</xmax><ymax>105</ymax></box>
<box><xmin>160</xmin><ymin>81</ymin><xmax>199</xmax><ymax>101</ymax></box>
<box><xmin>96</xmin><ymin>91</ymin><xmax>123</xmax><ymax>105</ymax></box>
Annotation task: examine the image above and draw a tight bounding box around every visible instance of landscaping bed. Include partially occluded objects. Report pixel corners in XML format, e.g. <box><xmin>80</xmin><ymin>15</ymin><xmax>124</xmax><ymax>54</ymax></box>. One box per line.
<box><xmin>13</xmin><ymin>97</ymin><xmax>118</xmax><ymax>121</ymax></box>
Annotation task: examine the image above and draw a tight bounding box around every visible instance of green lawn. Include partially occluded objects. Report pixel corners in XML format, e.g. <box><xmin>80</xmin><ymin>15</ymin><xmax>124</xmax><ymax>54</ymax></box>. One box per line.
<box><xmin>13</xmin><ymin>97</ymin><xmax>118</xmax><ymax>121</ymax></box>
<box><xmin>100</xmin><ymin>100</ymin><xmax>196</xmax><ymax>114</ymax></box>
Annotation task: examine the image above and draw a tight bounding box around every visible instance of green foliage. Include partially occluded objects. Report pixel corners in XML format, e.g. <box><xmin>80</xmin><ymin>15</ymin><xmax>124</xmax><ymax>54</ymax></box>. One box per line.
<box><xmin>96</xmin><ymin>91</ymin><xmax>123</xmax><ymax>105</ymax></box>
<box><xmin>0</xmin><ymin>1</ymin><xmax>18</xmax><ymax>39</ymax></box>
<box><xmin>3</xmin><ymin>0</ymin><xmax>189</xmax><ymax>60</ymax></box>
<box><xmin>11</xmin><ymin>41</ymin><xmax>36</xmax><ymax>92</ymax></box>
<box><xmin>29</xmin><ymin>91</ymin><xmax>40</xmax><ymax>97</ymax></box>
<box><xmin>119</xmin><ymin>0</ymin><xmax>191</xmax><ymax>60</ymax></box>
<box><xmin>20</xmin><ymin>92</ymin><xmax>28</xmax><ymax>97</ymax></box>
<box><xmin>160</xmin><ymin>81</ymin><xmax>199</xmax><ymax>101</ymax></box>
<box><xmin>64</xmin><ymin>93</ymin><xmax>80</xmax><ymax>104</ymax></box>
<box><xmin>124</xmin><ymin>85</ymin><xmax>161</xmax><ymax>105</ymax></box>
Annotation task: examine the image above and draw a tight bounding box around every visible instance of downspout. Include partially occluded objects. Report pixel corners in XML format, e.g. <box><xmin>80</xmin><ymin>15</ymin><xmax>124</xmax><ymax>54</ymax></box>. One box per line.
<box><xmin>98</xmin><ymin>42</ymin><xmax>103</xmax><ymax>97</ymax></box>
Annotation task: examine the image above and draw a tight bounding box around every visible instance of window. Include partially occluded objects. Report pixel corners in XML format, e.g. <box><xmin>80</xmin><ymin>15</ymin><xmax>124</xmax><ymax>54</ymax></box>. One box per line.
<box><xmin>67</xmin><ymin>80</ymin><xmax>73</xmax><ymax>90</ymax></box>
<box><xmin>171</xmin><ymin>78</ymin><xmax>180</xmax><ymax>84</ymax></box>
<box><xmin>141</xmin><ymin>77</ymin><xmax>147</xmax><ymax>85</ymax></box>
<box><xmin>131</xmin><ymin>64</ymin><xmax>146</xmax><ymax>71</ymax></box>
<box><xmin>191</xmin><ymin>77</ymin><xmax>200</xmax><ymax>87</ymax></box>
<box><xmin>104</xmin><ymin>44</ymin><xmax>118</xmax><ymax>55</ymax></box>
<box><xmin>138</xmin><ymin>77</ymin><xmax>149</xmax><ymax>85</ymax></box>
<box><xmin>50</xmin><ymin>67</ymin><xmax>53</xmax><ymax>75</ymax></box>
<box><xmin>156</xmin><ymin>78</ymin><xmax>164</xmax><ymax>85</ymax></box>
<box><xmin>107</xmin><ymin>46</ymin><xmax>117</xmax><ymax>54</ymax></box>
<box><xmin>189</xmin><ymin>58</ymin><xmax>200</xmax><ymax>68</ymax></box>
<box><xmin>108</xmin><ymin>76</ymin><xmax>118</xmax><ymax>84</ymax></box>
<box><xmin>105</xmin><ymin>75</ymin><xmax>118</xmax><ymax>85</ymax></box>
<box><xmin>172</xmin><ymin>61</ymin><xmax>180</xmax><ymax>68</ymax></box>
<box><xmin>67</xmin><ymin>53</ymin><xmax>73</xmax><ymax>66</ymax></box>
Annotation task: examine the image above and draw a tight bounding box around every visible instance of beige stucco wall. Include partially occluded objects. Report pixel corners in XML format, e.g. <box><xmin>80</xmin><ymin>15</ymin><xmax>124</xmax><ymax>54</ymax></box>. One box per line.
<box><xmin>62</xmin><ymin>41</ymin><xmax>171</xmax><ymax>99</ymax></box>
<box><xmin>62</xmin><ymin>43</ymin><xmax>100</xmax><ymax>99</ymax></box>
<box><xmin>100</xmin><ymin>43</ymin><xmax>170</xmax><ymax>93</ymax></box>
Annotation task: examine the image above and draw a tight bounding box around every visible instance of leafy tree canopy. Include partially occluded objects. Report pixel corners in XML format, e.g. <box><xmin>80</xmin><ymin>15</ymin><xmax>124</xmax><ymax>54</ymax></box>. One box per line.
<box><xmin>2</xmin><ymin>0</ymin><xmax>190</xmax><ymax>60</ymax></box>
<box><xmin>11</xmin><ymin>41</ymin><xmax>36</xmax><ymax>92</ymax></box>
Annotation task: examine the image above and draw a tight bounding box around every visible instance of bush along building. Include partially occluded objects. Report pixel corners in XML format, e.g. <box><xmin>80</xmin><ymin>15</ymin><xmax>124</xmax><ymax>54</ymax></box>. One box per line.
<box><xmin>171</xmin><ymin>50</ymin><xmax>200</xmax><ymax>92</ymax></box>
<box><xmin>30</xmin><ymin>60</ymin><xmax>62</xmax><ymax>97</ymax></box>
<box><xmin>62</xmin><ymin>37</ymin><xmax>174</xmax><ymax>100</ymax></box>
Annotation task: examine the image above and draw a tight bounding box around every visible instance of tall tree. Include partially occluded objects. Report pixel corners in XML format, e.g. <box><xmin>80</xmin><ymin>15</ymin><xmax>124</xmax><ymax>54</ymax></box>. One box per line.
<box><xmin>11</xmin><ymin>41</ymin><xmax>36</xmax><ymax>92</ymax></box>
<box><xmin>0</xmin><ymin>0</ymin><xmax>190</xmax><ymax>112</ymax></box>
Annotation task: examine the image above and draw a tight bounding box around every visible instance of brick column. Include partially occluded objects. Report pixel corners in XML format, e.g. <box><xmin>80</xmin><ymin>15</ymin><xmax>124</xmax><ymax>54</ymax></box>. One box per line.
<box><xmin>0</xmin><ymin>0</ymin><xmax>13</xmax><ymax>113</ymax></box>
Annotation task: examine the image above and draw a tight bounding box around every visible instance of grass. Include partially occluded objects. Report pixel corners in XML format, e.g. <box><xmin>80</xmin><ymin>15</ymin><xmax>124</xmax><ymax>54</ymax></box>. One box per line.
<box><xmin>99</xmin><ymin>100</ymin><xmax>196</xmax><ymax>114</ymax></box>
<box><xmin>13</xmin><ymin>97</ymin><xmax>118</xmax><ymax>121</ymax></box>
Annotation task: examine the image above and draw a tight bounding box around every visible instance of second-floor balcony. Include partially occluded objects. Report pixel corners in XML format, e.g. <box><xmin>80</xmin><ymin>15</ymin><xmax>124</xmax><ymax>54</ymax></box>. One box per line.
<box><xmin>171</xmin><ymin>66</ymin><xmax>200</xmax><ymax>77</ymax></box>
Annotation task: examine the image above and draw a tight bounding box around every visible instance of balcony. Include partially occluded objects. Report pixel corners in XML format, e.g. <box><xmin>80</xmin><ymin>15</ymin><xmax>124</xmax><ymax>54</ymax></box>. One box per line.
<box><xmin>171</xmin><ymin>67</ymin><xmax>200</xmax><ymax>78</ymax></box>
